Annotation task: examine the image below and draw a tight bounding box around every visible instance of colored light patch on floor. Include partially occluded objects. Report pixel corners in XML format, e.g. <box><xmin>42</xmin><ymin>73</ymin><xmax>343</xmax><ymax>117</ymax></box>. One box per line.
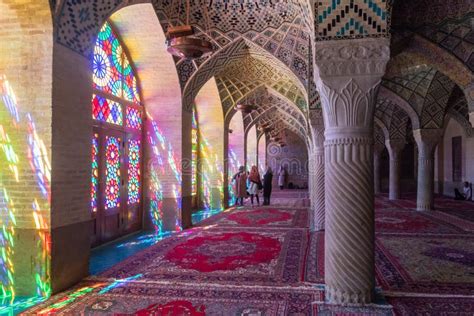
<box><xmin>89</xmin><ymin>231</ymin><xmax>174</xmax><ymax>275</ymax></box>
<box><xmin>24</xmin><ymin>281</ymin><xmax>321</xmax><ymax>315</ymax></box>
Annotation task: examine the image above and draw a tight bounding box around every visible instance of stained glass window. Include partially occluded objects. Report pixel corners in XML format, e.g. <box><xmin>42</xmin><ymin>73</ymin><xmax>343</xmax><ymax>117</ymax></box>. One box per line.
<box><xmin>92</xmin><ymin>20</ymin><xmax>143</xmax><ymax>218</ymax></box>
<box><xmin>128</xmin><ymin>139</ymin><xmax>141</xmax><ymax>204</ymax></box>
<box><xmin>191</xmin><ymin>108</ymin><xmax>199</xmax><ymax>196</ymax></box>
<box><xmin>93</xmin><ymin>22</ymin><xmax>140</xmax><ymax>104</ymax></box>
<box><xmin>105</xmin><ymin>136</ymin><xmax>121</xmax><ymax>209</ymax></box>
<box><xmin>91</xmin><ymin>134</ymin><xmax>99</xmax><ymax>212</ymax></box>
<box><xmin>126</xmin><ymin>107</ymin><xmax>142</xmax><ymax>130</ymax></box>
<box><xmin>92</xmin><ymin>94</ymin><xmax>123</xmax><ymax>125</ymax></box>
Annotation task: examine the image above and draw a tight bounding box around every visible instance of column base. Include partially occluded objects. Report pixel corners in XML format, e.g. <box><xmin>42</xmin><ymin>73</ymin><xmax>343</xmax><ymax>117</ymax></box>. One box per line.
<box><xmin>416</xmin><ymin>202</ymin><xmax>433</xmax><ymax>211</ymax></box>
<box><xmin>326</xmin><ymin>286</ymin><xmax>374</xmax><ymax>305</ymax></box>
<box><xmin>313</xmin><ymin>302</ymin><xmax>393</xmax><ymax>316</ymax></box>
<box><xmin>312</xmin><ymin>223</ymin><xmax>325</xmax><ymax>232</ymax></box>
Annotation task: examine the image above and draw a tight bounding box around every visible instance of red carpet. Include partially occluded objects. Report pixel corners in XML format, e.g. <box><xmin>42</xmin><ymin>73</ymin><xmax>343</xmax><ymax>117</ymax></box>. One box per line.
<box><xmin>24</xmin><ymin>194</ymin><xmax>474</xmax><ymax>315</ymax></box>
<box><xmin>197</xmin><ymin>207</ymin><xmax>308</xmax><ymax>228</ymax></box>
<box><xmin>98</xmin><ymin>227</ymin><xmax>309</xmax><ymax>285</ymax></box>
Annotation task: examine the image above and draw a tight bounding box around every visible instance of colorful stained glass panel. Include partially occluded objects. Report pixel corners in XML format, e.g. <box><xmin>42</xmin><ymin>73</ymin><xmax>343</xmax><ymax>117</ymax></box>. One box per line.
<box><xmin>191</xmin><ymin>109</ymin><xmax>198</xmax><ymax>196</ymax></box>
<box><xmin>91</xmin><ymin>134</ymin><xmax>99</xmax><ymax>212</ymax></box>
<box><xmin>126</xmin><ymin>107</ymin><xmax>142</xmax><ymax>130</ymax></box>
<box><xmin>127</xmin><ymin>139</ymin><xmax>141</xmax><ymax>205</ymax></box>
<box><xmin>92</xmin><ymin>94</ymin><xmax>123</xmax><ymax>125</ymax></box>
<box><xmin>105</xmin><ymin>136</ymin><xmax>121</xmax><ymax>209</ymax></box>
<box><xmin>93</xmin><ymin>23</ymin><xmax>123</xmax><ymax>97</ymax></box>
<box><xmin>93</xmin><ymin>21</ymin><xmax>140</xmax><ymax>103</ymax></box>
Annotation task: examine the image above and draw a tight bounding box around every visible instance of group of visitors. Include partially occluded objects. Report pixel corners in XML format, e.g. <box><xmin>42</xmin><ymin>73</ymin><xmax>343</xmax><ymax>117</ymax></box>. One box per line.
<box><xmin>232</xmin><ymin>165</ymin><xmax>286</xmax><ymax>206</ymax></box>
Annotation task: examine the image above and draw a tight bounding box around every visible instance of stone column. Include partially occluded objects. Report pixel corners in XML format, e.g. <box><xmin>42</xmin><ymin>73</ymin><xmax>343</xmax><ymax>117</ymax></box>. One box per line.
<box><xmin>373</xmin><ymin>145</ymin><xmax>384</xmax><ymax>195</ymax></box>
<box><xmin>385</xmin><ymin>140</ymin><xmax>405</xmax><ymax>200</ymax></box>
<box><xmin>308</xmin><ymin>151</ymin><xmax>315</xmax><ymax>229</ymax></box>
<box><xmin>309</xmin><ymin>109</ymin><xmax>325</xmax><ymax>231</ymax></box>
<box><xmin>314</xmin><ymin>38</ymin><xmax>390</xmax><ymax>304</ymax></box>
<box><xmin>313</xmin><ymin>146</ymin><xmax>325</xmax><ymax>230</ymax></box>
<box><xmin>413</xmin><ymin>129</ymin><xmax>443</xmax><ymax>211</ymax></box>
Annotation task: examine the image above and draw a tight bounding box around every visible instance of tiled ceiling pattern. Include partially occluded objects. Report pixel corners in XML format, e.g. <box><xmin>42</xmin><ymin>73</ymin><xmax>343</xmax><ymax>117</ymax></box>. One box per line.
<box><xmin>154</xmin><ymin>0</ymin><xmax>313</xmax><ymax>85</ymax></box>
<box><xmin>235</xmin><ymin>87</ymin><xmax>308</xmax><ymax>140</ymax></box>
<box><xmin>374</xmin><ymin>123</ymin><xmax>386</xmax><ymax>148</ymax></box>
<box><xmin>182</xmin><ymin>38</ymin><xmax>308</xmax><ymax>112</ymax></box>
<box><xmin>383</xmin><ymin>66</ymin><xmax>437</xmax><ymax>115</ymax></box>
<box><xmin>446</xmin><ymin>85</ymin><xmax>473</xmax><ymax>137</ymax></box>
<box><xmin>216</xmin><ymin>55</ymin><xmax>307</xmax><ymax>117</ymax></box>
<box><xmin>375</xmin><ymin>98</ymin><xmax>410</xmax><ymax>142</ymax></box>
<box><xmin>391</xmin><ymin>1</ymin><xmax>473</xmax><ymax>71</ymax></box>
<box><xmin>314</xmin><ymin>0</ymin><xmax>391</xmax><ymax>41</ymax></box>
<box><xmin>383</xmin><ymin>66</ymin><xmax>456</xmax><ymax>129</ymax></box>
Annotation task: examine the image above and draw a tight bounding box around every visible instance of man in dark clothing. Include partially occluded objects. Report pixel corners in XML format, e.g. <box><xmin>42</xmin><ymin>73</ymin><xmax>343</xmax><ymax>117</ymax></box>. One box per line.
<box><xmin>263</xmin><ymin>166</ymin><xmax>273</xmax><ymax>205</ymax></box>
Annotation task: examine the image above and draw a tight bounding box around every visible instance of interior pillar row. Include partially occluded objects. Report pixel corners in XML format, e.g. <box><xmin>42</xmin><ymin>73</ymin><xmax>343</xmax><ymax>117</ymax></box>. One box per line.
<box><xmin>413</xmin><ymin>129</ymin><xmax>443</xmax><ymax>211</ymax></box>
<box><xmin>385</xmin><ymin>139</ymin><xmax>406</xmax><ymax>200</ymax></box>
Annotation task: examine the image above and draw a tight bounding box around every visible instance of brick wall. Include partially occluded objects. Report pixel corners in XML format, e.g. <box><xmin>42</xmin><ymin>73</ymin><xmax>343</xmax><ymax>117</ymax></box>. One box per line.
<box><xmin>0</xmin><ymin>0</ymin><xmax>53</xmax><ymax>297</ymax></box>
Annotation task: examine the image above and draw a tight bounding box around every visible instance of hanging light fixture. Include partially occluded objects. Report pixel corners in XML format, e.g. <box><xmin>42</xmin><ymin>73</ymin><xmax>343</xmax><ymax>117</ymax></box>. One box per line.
<box><xmin>166</xmin><ymin>0</ymin><xmax>214</xmax><ymax>59</ymax></box>
<box><xmin>234</xmin><ymin>91</ymin><xmax>257</xmax><ymax>114</ymax></box>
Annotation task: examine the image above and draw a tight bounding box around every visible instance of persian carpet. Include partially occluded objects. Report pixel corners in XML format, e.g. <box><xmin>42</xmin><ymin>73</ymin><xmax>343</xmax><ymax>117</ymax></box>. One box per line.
<box><xmin>25</xmin><ymin>280</ymin><xmax>322</xmax><ymax>315</ymax></box>
<box><xmin>375</xmin><ymin>209</ymin><xmax>466</xmax><ymax>234</ymax></box>
<box><xmin>375</xmin><ymin>234</ymin><xmax>474</xmax><ymax>294</ymax></box>
<box><xmin>388</xmin><ymin>296</ymin><xmax>474</xmax><ymax>315</ymax></box>
<box><xmin>197</xmin><ymin>207</ymin><xmax>308</xmax><ymax>228</ymax></box>
<box><xmin>98</xmin><ymin>227</ymin><xmax>310</xmax><ymax>286</ymax></box>
<box><xmin>304</xmin><ymin>231</ymin><xmax>324</xmax><ymax>284</ymax></box>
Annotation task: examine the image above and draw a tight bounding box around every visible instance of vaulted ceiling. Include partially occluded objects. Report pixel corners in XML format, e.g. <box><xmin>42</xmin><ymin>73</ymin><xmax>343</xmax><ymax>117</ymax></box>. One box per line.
<box><xmin>52</xmin><ymin>0</ymin><xmax>473</xmax><ymax>143</ymax></box>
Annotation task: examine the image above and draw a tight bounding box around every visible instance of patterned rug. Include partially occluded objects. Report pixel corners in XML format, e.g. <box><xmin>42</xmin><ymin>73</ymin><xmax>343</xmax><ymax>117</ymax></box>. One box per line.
<box><xmin>304</xmin><ymin>231</ymin><xmax>324</xmax><ymax>284</ymax></box>
<box><xmin>25</xmin><ymin>280</ymin><xmax>322</xmax><ymax>315</ymax></box>
<box><xmin>388</xmin><ymin>296</ymin><xmax>474</xmax><ymax>315</ymax></box>
<box><xmin>375</xmin><ymin>234</ymin><xmax>474</xmax><ymax>294</ymax></box>
<box><xmin>98</xmin><ymin>227</ymin><xmax>309</xmax><ymax>286</ymax></box>
<box><xmin>198</xmin><ymin>207</ymin><xmax>308</xmax><ymax>228</ymax></box>
<box><xmin>375</xmin><ymin>210</ymin><xmax>467</xmax><ymax>234</ymax></box>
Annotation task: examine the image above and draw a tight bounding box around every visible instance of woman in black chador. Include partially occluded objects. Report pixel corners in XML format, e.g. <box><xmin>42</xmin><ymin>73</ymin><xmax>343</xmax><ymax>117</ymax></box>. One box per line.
<box><xmin>263</xmin><ymin>166</ymin><xmax>273</xmax><ymax>205</ymax></box>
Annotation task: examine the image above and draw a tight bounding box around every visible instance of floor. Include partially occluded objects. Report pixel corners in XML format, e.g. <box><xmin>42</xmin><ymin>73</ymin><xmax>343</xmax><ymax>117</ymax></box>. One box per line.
<box><xmin>20</xmin><ymin>192</ymin><xmax>474</xmax><ymax>315</ymax></box>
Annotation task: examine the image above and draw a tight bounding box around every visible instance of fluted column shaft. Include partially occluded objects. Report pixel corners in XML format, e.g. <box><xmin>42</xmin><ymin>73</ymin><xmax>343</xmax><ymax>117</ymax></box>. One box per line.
<box><xmin>314</xmin><ymin>147</ymin><xmax>325</xmax><ymax>230</ymax></box>
<box><xmin>325</xmin><ymin>134</ymin><xmax>374</xmax><ymax>304</ymax></box>
<box><xmin>413</xmin><ymin>129</ymin><xmax>442</xmax><ymax>211</ymax></box>
<box><xmin>308</xmin><ymin>153</ymin><xmax>315</xmax><ymax>230</ymax></box>
<box><xmin>373</xmin><ymin>151</ymin><xmax>382</xmax><ymax>195</ymax></box>
<box><xmin>386</xmin><ymin>140</ymin><xmax>405</xmax><ymax>200</ymax></box>
<box><xmin>314</xmin><ymin>38</ymin><xmax>390</xmax><ymax>305</ymax></box>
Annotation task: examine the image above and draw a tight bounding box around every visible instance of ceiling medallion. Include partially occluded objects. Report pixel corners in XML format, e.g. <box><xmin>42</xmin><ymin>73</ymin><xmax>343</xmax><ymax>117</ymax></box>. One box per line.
<box><xmin>165</xmin><ymin>0</ymin><xmax>214</xmax><ymax>59</ymax></box>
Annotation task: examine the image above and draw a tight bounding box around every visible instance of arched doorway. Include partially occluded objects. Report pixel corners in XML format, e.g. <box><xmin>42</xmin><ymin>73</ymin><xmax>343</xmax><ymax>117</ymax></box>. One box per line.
<box><xmin>90</xmin><ymin>20</ymin><xmax>144</xmax><ymax>246</ymax></box>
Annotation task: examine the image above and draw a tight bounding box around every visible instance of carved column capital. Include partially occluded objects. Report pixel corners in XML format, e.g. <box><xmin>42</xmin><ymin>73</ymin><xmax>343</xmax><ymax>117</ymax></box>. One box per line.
<box><xmin>385</xmin><ymin>139</ymin><xmax>406</xmax><ymax>161</ymax></box>
<box><xmin>309</xmin><ymin>109</ymin><xmax>324</xmax><ymax>150</ymax></box>
<box><xmin>314</xmin><ymin>38</ymin><xmax>391</xmax><ymax>79</ymax></box>
<box><xmin>314</xmin><ymin>38</ymin><xmax>390</xmax><ymax>140</ymax></box>
<box><xmin>413</xmin><ymin>129</ymin><xmax>443</xmax><ymax>158</ymax></box>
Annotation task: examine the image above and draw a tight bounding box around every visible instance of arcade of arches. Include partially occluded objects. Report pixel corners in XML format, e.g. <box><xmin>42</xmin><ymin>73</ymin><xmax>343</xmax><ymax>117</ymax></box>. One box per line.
<box><xmin>1</xmin><ymin>0</ymin><xmax>473</xmax><ymax>314</ymax></box>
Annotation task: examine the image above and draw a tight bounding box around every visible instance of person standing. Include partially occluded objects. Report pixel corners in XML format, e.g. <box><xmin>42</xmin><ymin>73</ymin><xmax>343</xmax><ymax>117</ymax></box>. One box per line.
<box><xmin>232</xmin><ymin>166</ymin><xmax>247</xmax><ymax>206</ymax></box>
<box><xmin>278</xmin><ymin>166</ymin><xmax>286</xmax><ymax>190</ymax></box>
<box><xmin>248</xmin><ymin>165</ymin><xmax>262</xmax><ymax>206</ymax></box>
<box><xmin>263</xmin><ymin>166</ymin><xmax>273</xmax><ymax>205</ymax></box>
